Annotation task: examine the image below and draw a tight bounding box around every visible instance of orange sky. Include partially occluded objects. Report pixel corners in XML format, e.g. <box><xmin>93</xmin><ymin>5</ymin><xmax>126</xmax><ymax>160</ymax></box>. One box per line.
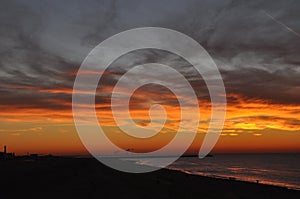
<box><xmin>1</xmin><ymin>83</ymin><xmax>300</xmax><ymax>155</ymax></box>
<box><xmin>1</xmin><ymin>0</ymin><xmax>300</xmax><ymax>157</ymax></box>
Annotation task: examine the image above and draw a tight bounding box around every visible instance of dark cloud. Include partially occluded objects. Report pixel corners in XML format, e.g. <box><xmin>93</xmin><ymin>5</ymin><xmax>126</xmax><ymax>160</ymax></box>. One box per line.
<box><xmin>0</xmin><ymin>0</ymin><xmax>299</xmax><ymax>111</ymax></box>
<box><xmin>222</xmin><ymin>65</ymin><xmax>300</xmax><ymax>105</ymax></box>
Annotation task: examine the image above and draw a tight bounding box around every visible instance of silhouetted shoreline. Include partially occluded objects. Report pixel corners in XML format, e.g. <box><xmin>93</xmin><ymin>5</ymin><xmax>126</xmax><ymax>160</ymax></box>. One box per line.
<box><xmin>0</xmin><ymin>157</ymin><xmax>299</xmax><ymax>199</ymax></box>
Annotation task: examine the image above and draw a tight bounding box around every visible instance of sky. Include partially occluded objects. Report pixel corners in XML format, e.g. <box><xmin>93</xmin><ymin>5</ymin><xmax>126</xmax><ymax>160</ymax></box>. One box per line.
<box><xmin>0</xmin><ymin>0</ymin><xmax>300</xmax><ymax>155</ymax></box>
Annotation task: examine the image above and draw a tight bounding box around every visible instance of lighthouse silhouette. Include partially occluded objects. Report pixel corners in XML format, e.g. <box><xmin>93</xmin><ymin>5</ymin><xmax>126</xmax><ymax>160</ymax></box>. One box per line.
<box><xmin>0</xmin><ymin>145</ymin><xmax>15</xmax><ymax>159</ymax></box>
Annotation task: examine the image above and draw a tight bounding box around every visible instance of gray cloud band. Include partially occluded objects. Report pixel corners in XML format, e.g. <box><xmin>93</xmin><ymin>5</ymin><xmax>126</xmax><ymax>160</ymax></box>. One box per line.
<box><xmin>72</xmin><ymin>27</ymin><xmax>226</xmax><ymax>173</ymax></box>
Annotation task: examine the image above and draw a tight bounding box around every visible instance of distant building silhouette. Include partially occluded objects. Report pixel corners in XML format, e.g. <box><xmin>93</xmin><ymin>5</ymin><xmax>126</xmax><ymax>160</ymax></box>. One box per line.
<box><xmin>0</xmin><ymin>145</ymin><xmax>15</xmax><ymax>159</ymax></box>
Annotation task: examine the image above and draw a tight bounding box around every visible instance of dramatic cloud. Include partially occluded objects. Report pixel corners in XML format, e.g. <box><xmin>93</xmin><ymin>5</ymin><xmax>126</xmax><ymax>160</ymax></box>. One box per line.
<box><xmin>0</xmin><ymin>0</ymin><xmax>299</xmax><ymax>153</ymax></box>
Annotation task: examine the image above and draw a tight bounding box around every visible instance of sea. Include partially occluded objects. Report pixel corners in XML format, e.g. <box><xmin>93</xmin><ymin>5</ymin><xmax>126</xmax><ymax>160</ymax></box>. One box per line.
<box><xmin>134</xmin><ymin>153</ymin><xmax>300</xmax><ymax>190</ymax></box>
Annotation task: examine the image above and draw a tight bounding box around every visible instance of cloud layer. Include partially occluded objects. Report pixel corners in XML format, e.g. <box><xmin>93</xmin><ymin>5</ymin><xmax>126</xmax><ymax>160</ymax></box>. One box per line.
<box><xmin>0</xmin><ymin>0</ymin><xmax>300</xmax><ymax>154</ymax></box>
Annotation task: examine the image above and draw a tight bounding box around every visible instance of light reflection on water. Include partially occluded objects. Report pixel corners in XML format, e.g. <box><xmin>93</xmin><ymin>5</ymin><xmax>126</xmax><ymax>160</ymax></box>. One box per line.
<box><xmin>132</xmin><ymin>153</ymin><xmax>300</xmax><ymax>190</ymax></box>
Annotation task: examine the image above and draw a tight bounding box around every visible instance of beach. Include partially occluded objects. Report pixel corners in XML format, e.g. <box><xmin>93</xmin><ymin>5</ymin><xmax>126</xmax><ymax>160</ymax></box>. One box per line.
<box><xmin>0</xmin><ymin>157</ymin><xmax>300</xmax><ymax>199</ymax></box>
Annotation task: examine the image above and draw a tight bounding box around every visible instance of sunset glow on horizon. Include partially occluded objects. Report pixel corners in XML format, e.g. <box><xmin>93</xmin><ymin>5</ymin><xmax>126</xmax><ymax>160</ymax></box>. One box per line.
<box><xmin>1</xmin><ymin>72</ymin><xmax>300</xmax><ymax>155</ymax></box>
<box><xmin>1</xmin><ymin>0</ymin><xmax>300</xmax><ymax>156</ymax></box>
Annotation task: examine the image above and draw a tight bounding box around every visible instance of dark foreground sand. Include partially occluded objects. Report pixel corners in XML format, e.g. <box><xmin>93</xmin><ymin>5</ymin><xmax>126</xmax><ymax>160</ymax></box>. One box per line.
<box><xmin>0</xmin><ymin>157</ymin><xmax>299</xmax><ymax>199</ymax></box>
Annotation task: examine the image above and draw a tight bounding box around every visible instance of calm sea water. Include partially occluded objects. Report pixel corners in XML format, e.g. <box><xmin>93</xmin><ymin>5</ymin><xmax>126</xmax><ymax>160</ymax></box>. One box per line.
<box><xmin>135</xmin><ymin>154</ymin><xmax>300</xmax><ymax>190</ymax></box>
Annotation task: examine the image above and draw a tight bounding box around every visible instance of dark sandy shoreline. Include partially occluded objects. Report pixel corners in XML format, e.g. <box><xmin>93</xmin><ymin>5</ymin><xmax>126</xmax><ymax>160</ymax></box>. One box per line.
<box><xmin>0</xmin><ymin>157</ymin><xmax>299</xmax><ymax>199</ymax></box>
<box><xmin>166</xmin><ymin>167</ymin><xmax>300</xmax><ymax>192</ymax></box>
